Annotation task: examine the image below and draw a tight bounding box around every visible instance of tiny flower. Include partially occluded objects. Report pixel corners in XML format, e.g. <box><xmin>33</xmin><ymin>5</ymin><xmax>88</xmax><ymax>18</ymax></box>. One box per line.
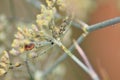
<box><xmin>14</xmin><ymin>32</ymin><xmax>24</xmax><ymax>39</ymax></box>
<box><xmin>56</xmin><ymin>0</ymin><xmax>66</xmax><ymax>10</ymax></box>
<box><xmin>11</xmin><ymin>39</ymin><xmax>21</xmax><ymax>48</ymax></box>
<box><xmin>0</xmin><ymin>69</ymin><xmax>7</xmax><ymax>76</ymax></box>
<box><xmin>40</xmin><ymin>5</ymin><xmax>47</xmax><ymax>13</ymax></box>
<box><xmin>14</xmin><ymin>62</ymin><xmax>22</xmax><ymax>67</ymax></box>
<box><xmin>36</xmin><ymin>5</ymin><xmax>55</xmax><ymax>27</ymax></box>
<box><xmin>28</xmin><ymin>52</ymin><xmax>38</xmax><ymax>58</ymax></box>
<box><xmin>9</xmin><ymin>48</ymin><xmax>20</xmax><ymax>56</ymax></box>
<box><xmin>31</xmin><ymin>24</ymin><xmax>39</xmax><ymax>31</ymax></box>
<box><xmin>46</xmin><ymin>0</ymin><xmax>56</xmax><ymax>8</ymax></box>
<box><xmin>17</xmin><ymin>27</ymin><xmax>23</xmax><ymax>33</ymax></box>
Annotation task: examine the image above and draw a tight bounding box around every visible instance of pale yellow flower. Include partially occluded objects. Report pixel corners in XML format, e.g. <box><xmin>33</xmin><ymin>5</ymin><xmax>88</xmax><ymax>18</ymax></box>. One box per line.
<box><xmin>46</xmin><ymin>0</ymin><xmax>56</xmax><ymax>7</ymax></box>
<box><xmin>36</xmin><ymin>5</ymin><xmax>55</xmax><ymax>27</ymax></box>
<box><xmin>9</xmin><ymin>48</ymin><xmax>20</xmax><ymax>55</ymax></box>
<box><xmin>0</xmin><ymin>51</ymin><xmax>10</xmax><ymax>76</ymax></box>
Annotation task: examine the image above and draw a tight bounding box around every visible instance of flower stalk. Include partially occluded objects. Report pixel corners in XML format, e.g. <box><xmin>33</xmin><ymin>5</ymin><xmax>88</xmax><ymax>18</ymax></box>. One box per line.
<box><xmin>43</xmin><ymin>17</ymin><xmax>120</xmax><ymax>79</ymax></box>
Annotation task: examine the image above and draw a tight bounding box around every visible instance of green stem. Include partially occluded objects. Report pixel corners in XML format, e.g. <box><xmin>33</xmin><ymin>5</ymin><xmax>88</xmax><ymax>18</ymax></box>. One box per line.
<box><xmin>42</xmin><ymin>17</ymin><xmax>120</xmax><ymax>79</ymax></box>
<box><xmin>60</xmin><ymin>42</ymin><xmax>99</xmax><ymax>80</ymax></box>
<box><xmin>58</xmin><ymin>41</ymin><xmax>90</xmax><ymax>74</ymax></box>
<box><xmin>25</xmin><ymin>53</ymin><xmax>34</xmax><ymax>80</ymax></box>
<box><xmin>87</xmin><ymin>17</ymin><xmax>120</xmax><ymax>32</ymax></box>
<box><xmin>42</xmin><ymin>33</ymin><xmax>88</xmax><ymax>77</ymax></box>
<box><xmin>25</xmin><ymin>61</ymin><xmax>34</xmax><ymax>80</ymax></box>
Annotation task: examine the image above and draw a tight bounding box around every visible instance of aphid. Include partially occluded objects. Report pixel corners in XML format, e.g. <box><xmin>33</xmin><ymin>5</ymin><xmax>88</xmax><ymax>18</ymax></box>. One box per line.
<box><xmin>24</xmin><ymin>43</ymin><xmax>35</xmax><ymax>51</ymax></box>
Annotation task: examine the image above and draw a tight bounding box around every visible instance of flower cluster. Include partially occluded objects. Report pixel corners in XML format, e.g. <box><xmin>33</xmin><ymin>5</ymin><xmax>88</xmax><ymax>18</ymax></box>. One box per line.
<box><xmin>0</xmin><ymin>0</ymin><xmax>72</xmax><ymax>76</ymax></box>
<box><xmin>0</xmin><ymin>51</ymin><xmax>9</xmax><ymax>76</ymax></box>
<box><xmin>9</xmin><ymin>0</ymin><xmax>72</xmax><ymax>56</ymax></box>
<box><xmin>0</xmin><ymin>51</ymin><xmax>21</xmax><ymax>76</ymax></box>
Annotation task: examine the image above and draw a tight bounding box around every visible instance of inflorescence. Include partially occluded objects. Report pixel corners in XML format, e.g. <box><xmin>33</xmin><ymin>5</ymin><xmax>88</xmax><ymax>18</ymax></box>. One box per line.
<box><xmin>0</xmin><ymin>0</ymin><xmax>72</xmax><ymax>76</ymax></box>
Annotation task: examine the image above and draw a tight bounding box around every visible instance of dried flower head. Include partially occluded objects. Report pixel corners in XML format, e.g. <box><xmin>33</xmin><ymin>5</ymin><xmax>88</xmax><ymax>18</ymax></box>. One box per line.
<box><xmin>0</xmin><ymin>51</ymin><xmax>22</xmax><ymax>76</ymax></box>
<box><xmin>9</xmin><ymin>0</ymin><xmax>72</xmax><ymax>58</ymax></box>
<box><xmin>0</xmin><ymin>51</ymin><xmax>10</xmax><ymax>76</ymax></box>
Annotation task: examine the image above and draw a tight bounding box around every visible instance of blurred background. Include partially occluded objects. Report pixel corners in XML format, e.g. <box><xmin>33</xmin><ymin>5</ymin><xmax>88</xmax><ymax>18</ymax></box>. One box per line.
<box><xmin>0</xmin><ymin>0</ymin><xmax>120</xmax><ymax>80</ymax></box>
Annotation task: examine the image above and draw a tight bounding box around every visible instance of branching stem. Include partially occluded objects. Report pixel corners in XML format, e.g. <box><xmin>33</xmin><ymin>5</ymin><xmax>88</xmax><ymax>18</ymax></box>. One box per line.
<box><xmin>42</xmin><ymin>17</ymin><xmax>120</xmax><ymax>79</ymax></box>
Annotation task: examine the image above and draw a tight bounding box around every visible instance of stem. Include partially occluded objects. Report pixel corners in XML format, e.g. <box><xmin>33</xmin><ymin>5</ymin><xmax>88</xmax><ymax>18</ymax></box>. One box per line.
<box><xmin>87</xmin><ymin>17</ymin><xmax>120</xmax><ymax>32</ymax></box>
<box><xmin>57</xmin><ymin>41</ymin><xmax>90</xmax><ymax>75</ymax></box>
<box><xmin>25</xmin><ymin>53</ymin><xmax>34</xmax><ymax>80</ymax></box>
<box><xmin>25</xmin><ymin>61</ymin><xmax>34</xmax><ymax>80</ymax></box>
<box><xmin>60</xmin><ymin>42</ymin><xmax>99</xmax><ymax>80</ymax></box>
<box><xmin>53</xmin><ymin>39</ymin><xmax>99</xmax><ymax>80</ymax></box>
<box><xmin>74</xmin><ymin>40</ymin><xmax>99</xmax><ymax>80</ymax></box>
<box><xmin>42</xmin><ymin>17</ymin><xmax>120</xmax><ymax>79</ymax></box>
<box><xmin>42</xmin><ymin>33</ymin><xmax>88</xmax><ymax>77</ymax></box>
<box><xmin>74</xmin><ymin>40</ymin><xmax>93</xmax><ymax>69</ymax></box>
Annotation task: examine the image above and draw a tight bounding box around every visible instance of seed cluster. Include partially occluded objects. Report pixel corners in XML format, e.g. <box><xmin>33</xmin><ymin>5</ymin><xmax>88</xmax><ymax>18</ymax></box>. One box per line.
<box><xmin>0</xmin><ymin>0</ymin><xmax>72</xmax><ymax>76</ymax></box>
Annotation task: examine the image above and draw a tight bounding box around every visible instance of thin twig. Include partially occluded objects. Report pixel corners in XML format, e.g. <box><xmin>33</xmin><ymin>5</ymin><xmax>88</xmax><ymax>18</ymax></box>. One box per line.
<box><xmin>25</xmin><ymin>61</ymin><xmax>34</xmax><ymax>80</ymax></box>
<box><xmin>42</xmin><ymin>33</ymin><xmax>88</xmax><ymax>77</ymax></box>
<box><xmin>25</xmin><ymin>53</ymin><xmax>34</xmax><ymax>80</ymax></box>
<box><xmin>87</xmin><ymin>17</ymin><xmax>120</xmax><ymax>32</ymax></box>
<box><xmin>74</xmin><ymin>40</ymin><xmax>99</xmax><ymax>80</ymax></box>
<box><xmin>43</xmin><ymin>47</ymin><xmax>59</xmax><ymax>70</ymax></box>
<box><xmin>73</xmin><ymin>40</ymin><xmax>93</xmax><ymax>69</ymax></box>
<box><xmin>55</xmin><ymin>40</ymin><xmax>90</xmax><ymax>75</ymax></box>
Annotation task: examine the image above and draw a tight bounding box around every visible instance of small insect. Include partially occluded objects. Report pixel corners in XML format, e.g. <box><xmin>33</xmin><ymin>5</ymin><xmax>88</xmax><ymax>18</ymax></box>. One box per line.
<box><xmin>24</xmin><ymin>43</ymin><xmax>35</xmax><ymax>51</ymax></box>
